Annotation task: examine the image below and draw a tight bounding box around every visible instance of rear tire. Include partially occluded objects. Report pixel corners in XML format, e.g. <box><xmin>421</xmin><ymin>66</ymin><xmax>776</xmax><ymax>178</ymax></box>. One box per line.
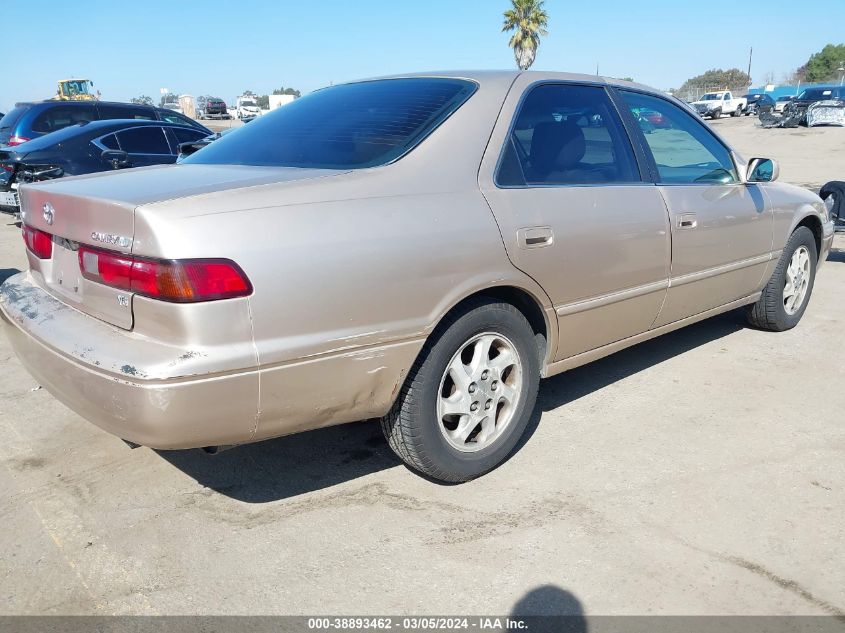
<box><xmin>381</xmin><ymin>298</ymin><xmax>540</xmax><ymax>483</ymax></box>
<box><xmin>746</xmin><ymin>226</ymin><xmax>817</xmax><ymax>331</ymax></box>
<box><xmin>732</xmin><ymin>106</ymin><xmax>743</xmax><ymax>117</ymax></box>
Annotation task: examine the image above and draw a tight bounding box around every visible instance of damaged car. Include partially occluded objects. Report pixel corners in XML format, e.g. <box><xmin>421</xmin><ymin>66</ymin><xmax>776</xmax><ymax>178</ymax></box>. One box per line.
<box><xmin>0</xmin><ymin>72</ymin><xmax>835</xmax><ymax>482</ymax></box>
<box><xmin>806</xmin><ymin>100</ymin><xmax>845</xmax><ymax>127</ymax></box>
<box><xmin>742</xmin><ymin>93</ymin><xmax>774</xmax><ymax>116</ymax></box>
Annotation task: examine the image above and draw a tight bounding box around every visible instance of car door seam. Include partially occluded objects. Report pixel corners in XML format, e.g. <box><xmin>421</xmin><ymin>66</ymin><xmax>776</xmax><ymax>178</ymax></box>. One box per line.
<box><xmin>648</xmin><ymin>185</ymin><xmax>673</xmax><ymax>329</ymax></box>
<box><xmin>246</xmin><ymin>296</ymin><xmax>262</xmax><ymax>441</ymax></box>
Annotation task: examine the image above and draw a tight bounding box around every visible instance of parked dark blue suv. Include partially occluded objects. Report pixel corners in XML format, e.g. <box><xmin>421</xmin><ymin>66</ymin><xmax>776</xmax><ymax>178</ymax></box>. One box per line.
<box><xmin>0</xmin><ymin>100</ymin><xmax>210</xmax><ymax>147</ymax></box>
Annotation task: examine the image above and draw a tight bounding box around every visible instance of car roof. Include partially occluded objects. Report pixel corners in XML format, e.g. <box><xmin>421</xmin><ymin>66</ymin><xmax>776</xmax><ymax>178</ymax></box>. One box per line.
<box><xmin>340</xmin><ymin>70</ymin><xmax>668</xmax><ymax>98</ymax></box>
<box><xmin>15</xmin><ymin>99</ymin><xmax>156</xmax><ymax>109</ymax></box>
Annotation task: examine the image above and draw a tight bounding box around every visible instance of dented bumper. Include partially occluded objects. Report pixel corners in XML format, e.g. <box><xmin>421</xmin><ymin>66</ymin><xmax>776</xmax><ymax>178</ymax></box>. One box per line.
<box><xmin>0</xmin><ymin>271</ymin><xmax>424</xmax><ymax>450</ymax></box>
<box><xmin>0</xmin><ymin>271</ymin><xmax>259</xmax><ymax>449</ymax></box>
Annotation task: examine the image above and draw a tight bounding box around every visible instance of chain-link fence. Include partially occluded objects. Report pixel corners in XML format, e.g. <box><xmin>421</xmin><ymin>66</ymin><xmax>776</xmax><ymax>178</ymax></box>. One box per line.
<box><xmin>677</xmin><ymin>83</ymin><xmax>752</xmax><ymax>102</ymax></box>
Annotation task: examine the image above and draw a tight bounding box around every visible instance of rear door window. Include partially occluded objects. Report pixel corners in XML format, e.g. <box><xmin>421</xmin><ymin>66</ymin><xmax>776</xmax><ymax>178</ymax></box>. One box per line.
<box><xmin>115</xmin><ymin>127</ymin><xmax>171</xmax><ymax>155</ymax></box>
<box><xmin>497</xmin><ymin>83</ymin><xmax>641</xmax><ymax>186</ymax></box>
<box><xmin>31</xmin><ymin>105</ymin><xmax>98</xmax><ymax>133</ymax></box>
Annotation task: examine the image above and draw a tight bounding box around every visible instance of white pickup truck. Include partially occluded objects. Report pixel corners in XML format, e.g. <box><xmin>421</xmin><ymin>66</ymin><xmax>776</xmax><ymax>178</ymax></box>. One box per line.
<box><xmin>691</xmin><ymin>91</ymin><xmax>747</xmax><ymax>119</ymax></box>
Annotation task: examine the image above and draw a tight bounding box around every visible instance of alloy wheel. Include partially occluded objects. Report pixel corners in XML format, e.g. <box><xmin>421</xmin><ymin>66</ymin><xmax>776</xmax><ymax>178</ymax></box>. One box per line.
<box><xmin>436</xmin><ymin>332</ymin><xmax>523</xmax><ymax>453</ymax></box>
<box><xmin>783</xmin><ymin>245</ymin><xmax>811</xmax><ymax>315</ymax></box>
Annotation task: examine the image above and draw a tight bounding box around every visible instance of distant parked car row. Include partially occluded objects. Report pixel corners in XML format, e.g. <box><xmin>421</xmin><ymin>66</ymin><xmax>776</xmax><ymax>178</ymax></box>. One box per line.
<box><xmin>686</xmin><ymin>86</ymin><xmax>845</xmax><ymax>126</ymax></box>
<box><xmin>0</xmin><ymin>100</ymin><xmax>212</xmax><ymax>215</ymax></box>
<box><xmin>760</xmin><ymin>85</ymin><xmax>845</xmax><ymax>128</ymax></box>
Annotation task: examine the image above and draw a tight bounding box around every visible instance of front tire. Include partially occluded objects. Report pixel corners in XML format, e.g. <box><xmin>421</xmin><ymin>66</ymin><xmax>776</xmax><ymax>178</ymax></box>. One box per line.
<box><xmin>381</xmin><ymin>299</ymin><xmax>540</xmax><ymax>482</ymax></box>
<box><xmin>711</xmin><ymin>108</ymin><xmax>722</xmax><ymax>120</ymax></box>
<box><xmin>746</xmin><ymin>226</ymin><xmax>817</xmax><ymax>331</ymax></box>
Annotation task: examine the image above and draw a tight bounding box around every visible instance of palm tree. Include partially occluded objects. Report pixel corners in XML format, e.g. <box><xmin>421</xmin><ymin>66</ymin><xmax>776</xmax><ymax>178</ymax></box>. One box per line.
<box><xmin>502</xmin><ymin>0</ymin><xmax>549</xmax><ymax>70</ymax></box>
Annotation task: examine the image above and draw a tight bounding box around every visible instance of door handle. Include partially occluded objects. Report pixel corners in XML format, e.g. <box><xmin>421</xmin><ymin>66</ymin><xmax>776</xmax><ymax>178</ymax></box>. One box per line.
<box><xmin>517</xmin><ymin>226</ymin><xmax>554</xmax><ymax>249</ymax></box>
<box><xmin>677</xmin><ymin>213</ymin><xmax>698</xmax><ymax>229</ymax></box>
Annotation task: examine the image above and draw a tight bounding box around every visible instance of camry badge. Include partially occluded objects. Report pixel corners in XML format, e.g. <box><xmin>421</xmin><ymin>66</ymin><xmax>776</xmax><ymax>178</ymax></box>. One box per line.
<box><xmin>42</xmin><ymin>202</ymin><xmax>55</xmax><ymax>225</ymax></box>
<box><xmin>91</xmin><ymin>231</ymin><xmax>132</xmax><ymax>248</ymax></box>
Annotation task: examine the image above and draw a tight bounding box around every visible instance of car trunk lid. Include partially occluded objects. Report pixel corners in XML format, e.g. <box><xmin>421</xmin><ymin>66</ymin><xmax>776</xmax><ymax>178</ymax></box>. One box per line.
<box><xmin>18</xmin><ymin>164</ymin><xmax>346</xmax><ymax>329</ymax></box>
<box><xmin>20</xmin><ymin>185</ymin><xmax>138</xmax><ymax>329</ymax></box>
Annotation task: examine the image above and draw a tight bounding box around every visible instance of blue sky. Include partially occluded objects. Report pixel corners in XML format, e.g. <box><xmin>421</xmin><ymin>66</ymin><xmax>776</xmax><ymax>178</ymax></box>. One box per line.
<box><xmin>2</xmin><ymin>0</ymin><xmax>843</xmax><ymax>113</ymax></box>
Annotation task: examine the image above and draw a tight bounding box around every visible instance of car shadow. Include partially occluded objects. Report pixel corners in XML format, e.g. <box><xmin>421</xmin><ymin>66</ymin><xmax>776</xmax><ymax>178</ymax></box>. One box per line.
<box><xmin>512</xmin><ymin>309</ymin><xmax>746</xmax><ymax>456</ymax></box>
<box><xmin>157</xmin><ymin>420</ymin><xmax>399</xmax><ymax>503</ymax></box>
<box><xmin>160</xmin><ymin>310</ymin><xmax>746</xmax><ymax>503</ymax></box>
<box><xmin>0</xmin><ymin>268</ymin><xmax>21</xmax><ymax>284</ymax></box>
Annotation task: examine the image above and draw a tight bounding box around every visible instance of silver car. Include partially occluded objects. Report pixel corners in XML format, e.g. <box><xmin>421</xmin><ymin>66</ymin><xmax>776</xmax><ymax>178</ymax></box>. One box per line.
<box><xmin>0</xmin><ymin>72</ymin><xmax>835</xmax><ymax>482</ymax></box>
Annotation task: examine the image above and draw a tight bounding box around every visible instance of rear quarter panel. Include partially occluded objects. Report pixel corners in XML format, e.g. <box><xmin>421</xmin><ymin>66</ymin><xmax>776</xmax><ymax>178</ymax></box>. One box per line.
<box><xmin>136</xmin><ymin>183</ymin><xmax>551</xmax><ymax>440</ymax></box>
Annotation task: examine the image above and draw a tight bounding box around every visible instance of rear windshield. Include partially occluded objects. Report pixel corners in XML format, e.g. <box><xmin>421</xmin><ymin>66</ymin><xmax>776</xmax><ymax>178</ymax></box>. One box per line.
<box><xmin>7</xmin><ymin>122</ymin><xmax>92</xmax><ymax>150</ymax></box>
<box><xmin>185</xmin><ymin>78</ymin><xmax>477</xmax><ymax>169</ymax></box>
<box><xmin>0</xmin><ymin>106</ymin><xmax>27</xmax><ymax>132</ymax></box>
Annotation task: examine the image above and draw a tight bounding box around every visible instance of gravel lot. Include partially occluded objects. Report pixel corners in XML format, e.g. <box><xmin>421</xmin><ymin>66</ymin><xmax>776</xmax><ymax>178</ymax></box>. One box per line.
<box><xmin>1</xmin><ymin>115</ymin><xmax>843</xmax><ymax>616</ymax></box>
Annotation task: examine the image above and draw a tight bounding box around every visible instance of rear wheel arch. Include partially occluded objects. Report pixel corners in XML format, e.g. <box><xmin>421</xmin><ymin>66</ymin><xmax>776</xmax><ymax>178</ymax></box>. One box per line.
<box><xmin>430</xmin><ymin>285</ymin><xmax>553</xmax><ymax>373</ymax></box>
<box><xmin>382</xmin><ymin>292</ymin><xmax>544</xmax><ymax>481</ymax></box>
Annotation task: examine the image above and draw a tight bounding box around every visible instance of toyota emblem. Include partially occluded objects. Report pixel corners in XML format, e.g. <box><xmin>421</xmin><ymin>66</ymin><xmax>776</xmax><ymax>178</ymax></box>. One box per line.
<box><xmin>42</xmin><ymin>202</ymin><xmax>55</xmax><ymax>226</ymax></box>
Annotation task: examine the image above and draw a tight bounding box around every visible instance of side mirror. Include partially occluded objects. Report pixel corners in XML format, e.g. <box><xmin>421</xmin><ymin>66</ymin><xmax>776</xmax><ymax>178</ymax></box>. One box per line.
<box><xmin>101</xmin><ymin>150</ymin><xmax>130</xmax><ymax>169</ymax></box>
<box><xmin>747</xmin><ymin>158</ymin><xmax>779</xmax><ymax>183</ymax></box>
<box><xmin>177</xmin><ymin>141</ymin><xmax>206</xmax><ymax>158</ymax></box>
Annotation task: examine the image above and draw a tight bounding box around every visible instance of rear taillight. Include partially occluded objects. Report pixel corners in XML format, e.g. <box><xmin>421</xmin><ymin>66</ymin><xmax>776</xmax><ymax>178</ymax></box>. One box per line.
<box><xmin>78</xmin><ymin>246</ymin><xmax>252</xmax><ymax>303</ymax></box>
<box><xmin>22</xmin><ymin>224</ymin><xmax>52</xmax><ymax>259</ymax></box>
<box><xmin>7</xmin><ymin>136</ymin><xmax>30</xmax><ymax>147</ymax></box>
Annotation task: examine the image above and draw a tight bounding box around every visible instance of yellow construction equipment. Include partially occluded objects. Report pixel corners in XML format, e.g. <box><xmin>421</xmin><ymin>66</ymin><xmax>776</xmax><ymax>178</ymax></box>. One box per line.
<box><xmin>52</xmin><ymin>79</ymin><xmax>98</xmax><ymax>101</ymax></box>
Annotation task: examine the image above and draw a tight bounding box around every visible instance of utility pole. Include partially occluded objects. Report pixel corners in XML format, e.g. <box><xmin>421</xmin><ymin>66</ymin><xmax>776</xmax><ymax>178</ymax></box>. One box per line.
<box><xmin>747</xmin><ymin>46</ymin><xmax>753</xmax><ymax>86</ymax></box>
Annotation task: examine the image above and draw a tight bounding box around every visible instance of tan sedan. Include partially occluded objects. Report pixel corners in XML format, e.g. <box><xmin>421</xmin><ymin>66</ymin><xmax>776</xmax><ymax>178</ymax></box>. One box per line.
<box><xmin>0</xmin><ymin>72</ymin><xmax>835</xmax><ymax>482</ymax></box>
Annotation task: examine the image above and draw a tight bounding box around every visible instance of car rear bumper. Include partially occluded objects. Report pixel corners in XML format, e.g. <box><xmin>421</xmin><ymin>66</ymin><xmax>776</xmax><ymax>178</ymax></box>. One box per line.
<box><xmin>0</xmin><ymin>271</ymin><xmax>259</xmax><ymax>449</ymax></box>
